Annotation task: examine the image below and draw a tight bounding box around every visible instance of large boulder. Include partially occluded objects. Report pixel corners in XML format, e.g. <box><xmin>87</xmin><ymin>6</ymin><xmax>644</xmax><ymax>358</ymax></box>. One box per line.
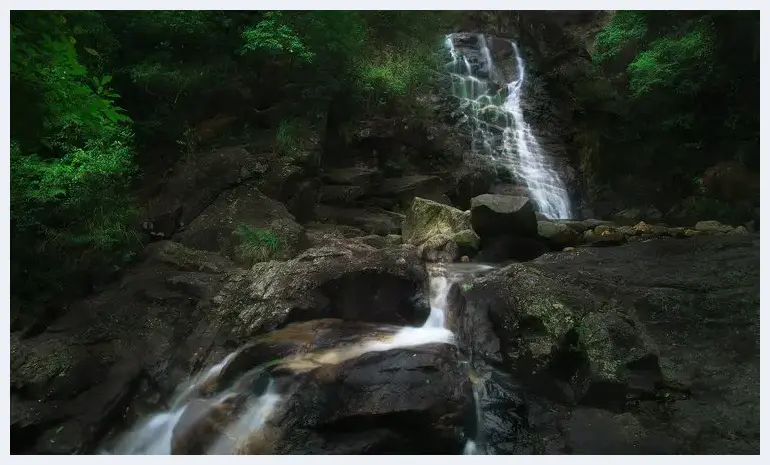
<box><xmin>461</xmin><ymin>234</ymin><xmax>759</xmax><ymax>453</ymax></box>
<box><xmin>174</xmin><ymin>183</ymin><xmax>307</xmax><ymax>264</ymax></box>
<box><xmin>210</xmin><ymin>241</ymin><xmax>429</xmax><ymax>341</ymax></box>
<box><xmin>402</xmin><ymin>197</ymin><xmax>480</xmax><ymax>262</ymax></box>
<box><xmin>265</xmin><ymin>343</ymin><xmax>474</xmax><ymax>454</ymax></box>
<box><xmin>10</xmin><ymin>242</ymin><xmax>236</xmax><ymax>454</ymax></box>
<box><xmin>470</xmin><ymin>194</ymin><xmax>538</xmax><ymax>238</ymax></box>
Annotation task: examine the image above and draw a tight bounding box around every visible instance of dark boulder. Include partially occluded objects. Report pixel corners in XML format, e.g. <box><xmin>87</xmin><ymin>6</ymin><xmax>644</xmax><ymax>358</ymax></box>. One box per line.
<box><xmin>262</xmin><ymin>343</ymin><xmax>475</xmax><ymax>454</ymax></box>
<box><xmin>470</xmin><ymin>194</ymin><xmax>538</xmax><ymax>238</ymax></box>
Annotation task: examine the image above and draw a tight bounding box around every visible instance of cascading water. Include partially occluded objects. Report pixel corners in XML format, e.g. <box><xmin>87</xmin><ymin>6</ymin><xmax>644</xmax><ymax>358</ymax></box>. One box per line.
<box><xmin>102</xmin><ymin>263</ymin><xmax>495</xmax><ymax>455</ymax></box>
<box><xmin>445</xmin><ymin>33</ymin><xmax>572</xmax><ymax>220</ymax></box>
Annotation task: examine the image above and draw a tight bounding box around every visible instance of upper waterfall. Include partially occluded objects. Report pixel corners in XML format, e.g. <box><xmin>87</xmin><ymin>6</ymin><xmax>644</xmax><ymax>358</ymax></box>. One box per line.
<box><xmin>444</xmin><ymin>33</ymin><xmax>572</xmax><ymax>220</ymax></box>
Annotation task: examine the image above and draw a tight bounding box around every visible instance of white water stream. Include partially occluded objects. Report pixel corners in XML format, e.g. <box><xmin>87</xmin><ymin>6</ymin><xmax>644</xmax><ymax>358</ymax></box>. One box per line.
<box><xmin>445</xmin><ymin>33</ymin><xmax>572</xmax><ymax>219</ymax></box>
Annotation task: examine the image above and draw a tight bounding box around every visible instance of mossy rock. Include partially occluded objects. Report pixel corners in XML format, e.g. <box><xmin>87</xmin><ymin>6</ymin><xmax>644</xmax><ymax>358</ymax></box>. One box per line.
<box><xmin>402</xmin><ymin>197</ymin><xmax>479</xmax><ymax>262</ymax></box>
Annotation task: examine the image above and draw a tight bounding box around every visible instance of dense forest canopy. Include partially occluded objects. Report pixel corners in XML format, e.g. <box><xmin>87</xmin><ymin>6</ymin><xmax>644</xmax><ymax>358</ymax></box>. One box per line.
<box><xmin>589</xmin><ymin>10</ymin><xmax>759</xmax><ymax>206</ymax></box>
<box><xmin>9</xmin><ymin>10</ymin><xmax>759</xmax><ymax>307</ymax></box>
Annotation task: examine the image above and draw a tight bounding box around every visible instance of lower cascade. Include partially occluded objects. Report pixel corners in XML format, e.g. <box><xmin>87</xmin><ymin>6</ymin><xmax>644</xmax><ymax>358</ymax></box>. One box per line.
<box><xmin>101</xmin><ymin>263</ymin><xmax>497</xmax><ymax>455</ymax></box>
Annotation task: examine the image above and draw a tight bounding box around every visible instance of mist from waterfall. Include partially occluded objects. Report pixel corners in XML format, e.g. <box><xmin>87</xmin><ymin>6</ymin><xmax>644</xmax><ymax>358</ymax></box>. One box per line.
<box><xmin>445</xmin><ymin>33</ymin><xmax>572</xmax><ymax>220</ymax></box>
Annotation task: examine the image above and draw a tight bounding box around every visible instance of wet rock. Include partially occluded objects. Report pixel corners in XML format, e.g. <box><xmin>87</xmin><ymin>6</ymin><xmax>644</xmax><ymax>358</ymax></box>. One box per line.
<box><xmin>171</xmin><ymin>395</ymin><xmax>246</xmax><ymax>454</ymax></box>
<box><xmin>470</xmin><ymin>194</ymin><xmax>538</xmax><ymax>238</ymax></box>
<box><xmin>268</xmin><ymin>344</ymin><xmax>475</xmax><ymax>454</ymax></box>
<box><xmin>374</xmin><ymin>175</ymin><xmax>446</xmax><ymax>199</ymax></box>
<box><xmin>581</xmin><ymin>219</ymin><xmax>614</xmax><ymax>230</ymax></box>
<box><xmin>666</xmin><ymin>227</ymin><xmax>687</xmax><ymax>238</ymax></box>
<box><xmin>490</xmin><ymin>183</ymin><xmax>531</xmax><ymax>198</ymax></box>
<box><xmin>214</xmin><ymin>320</ymin><xmax>404</xmax><ymax>390</ymax></box>
<box><xmin>285</xmin><ymin>178</ymin><xmax>319</xmax><ymax>223</ymax></box>
<box><xmin>561</xmin><ymin>220</ymin><xmax>588</xmax><ymax>234</ymax></box>
<box><xmin>211</xmin><ymin>241</ymin><xmax>428</xmax><ymax>339</ymax></box>
<box><xmin>561</xmin><ymin>407</ymin><xmax>681</xmax><ymax>454</ymax></box>
<box><xmin>631</xmin><ymin>221</ymin><xmax>668</xmax><ymax>237</ymax></box>
<box><xmin>731</xmin><ymin>225</ymin><xmax>749</xmax><ymax>235</ymax></box>
<box><xmin>694</xmin><ymin>220</ymin><xmax>735</xmax><ymax>235</ymax></box>
<box><xmin>476</xmin><ymin>236</ymin><xmax>550</xmax><ymax>263</ymax></box>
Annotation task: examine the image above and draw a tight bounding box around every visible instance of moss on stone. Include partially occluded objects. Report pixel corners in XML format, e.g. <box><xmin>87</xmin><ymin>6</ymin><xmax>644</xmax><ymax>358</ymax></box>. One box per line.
<box><xmin>402</xmin><ymin>197</ymin><xmax>479</xmax><ymax>249</ymax></box>
<box><xmin>451</xmin><ymin>229</ymin><xmax>480</xmax><ymax>249</ymax></box>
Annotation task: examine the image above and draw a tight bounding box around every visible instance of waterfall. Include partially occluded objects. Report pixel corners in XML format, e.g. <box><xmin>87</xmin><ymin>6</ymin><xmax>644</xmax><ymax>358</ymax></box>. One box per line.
<box><xmin>445</xmin><ymin>33</ymin><xmax>572</xmax><ymax>220</ymax></box>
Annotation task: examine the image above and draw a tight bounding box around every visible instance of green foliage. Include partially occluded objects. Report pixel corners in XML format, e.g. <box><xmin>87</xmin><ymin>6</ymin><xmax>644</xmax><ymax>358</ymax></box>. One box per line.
<box><xmin>234</xmin><ymin>224</ymin><xmax>284</xmax><ymax>265</ymax></box>
<box><xmin>241</xmin><ymin>12</ymin><xmax>313</xmax><ymax>63</ymax></box>
<box><xmin>276</xmin><ymin>118</ymin><xmax>307</xmax><ymax>158</ymax></box>
<box><xmin>10</xmin><ymin>11</ymin><xmax>138</xmax><ymax>301</ymax></box>
<box><xmin>355</xmin><ymin>42</ymin><xmax>440</xmax><ymax>105</ymax></box>
<box><xmin>593</xmin><ymin>11</ymin><xmax>647</xmax><ymax>66</ymax></box>
<box><xmin>627</xmin><ymin>20</ymin><xmax>714</xmax><ymax>98</ymax></box>
<box><xmin>588</xmin><ymin>11</ymin><xmax>759</xmax><ymax>203</ymax></box>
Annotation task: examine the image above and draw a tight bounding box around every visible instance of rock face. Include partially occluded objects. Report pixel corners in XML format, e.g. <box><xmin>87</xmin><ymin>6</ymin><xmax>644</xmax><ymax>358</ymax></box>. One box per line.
<box><xmin>141</xmin><ymin>146</ymin><xmax>268</xmax><ymax>239</ymax></box>
<box><xmin>10</xmin><ymin>242</ymin><xmax>236</xmax><ymax>454</ymax></box>
<box><xmin>470</xmin><ymin>194</ymin><xmax>538</xmax><ymax>238</ymax></box>
<box><xmin>461</xmin><ymin>234</ymin><xmax>759</xmax><ymax>454</ymax></box>
<box><xmin>402</xmin><ymin>197</ymin><xmax>480</xmax><ymax>262</ymax></box>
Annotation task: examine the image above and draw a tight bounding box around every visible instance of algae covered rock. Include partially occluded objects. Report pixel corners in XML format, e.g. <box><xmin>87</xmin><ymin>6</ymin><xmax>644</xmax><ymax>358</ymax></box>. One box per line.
<box><xmin>402</xmin><ymin>197</ymin><xmax>480</xmax><ymax>262</ymax></box>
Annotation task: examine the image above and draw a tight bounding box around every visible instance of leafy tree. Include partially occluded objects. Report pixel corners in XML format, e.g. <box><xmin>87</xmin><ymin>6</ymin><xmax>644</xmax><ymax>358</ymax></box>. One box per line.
<box><xmin>10</xmin><ymin>11</ymin><xmax>138</xmax><ymax>301</ymax></box>
<box><xmin>589</xmin><ymin>11</ymin><xmax>759</xmax><ymax>205</ymax></box>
